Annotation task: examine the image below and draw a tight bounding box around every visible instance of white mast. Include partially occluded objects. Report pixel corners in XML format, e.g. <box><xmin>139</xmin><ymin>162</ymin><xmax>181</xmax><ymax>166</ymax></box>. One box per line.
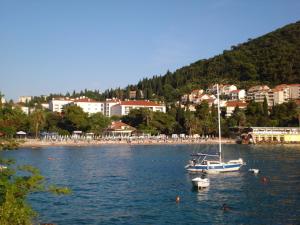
<box><xmin>216</xmin><ymin>84</ymin><xmax>222</xmax><ymax>163</ymax></box>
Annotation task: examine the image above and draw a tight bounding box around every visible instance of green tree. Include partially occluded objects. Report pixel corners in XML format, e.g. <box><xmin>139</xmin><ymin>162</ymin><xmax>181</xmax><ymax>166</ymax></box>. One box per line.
<box><xmin>60</xmin><ymin>105</ymin><xmax>89</xmax><ymax>132</ymax></box>
<box><xmin>88</xmin><ymin>113</ymin><xmax>111</xmax><ymax>135</ymax></box>
<box><xmin>150</xmin><ymin>111</ymin><xmax>176</xmax><ymax>135</ymax></box>
<box><xmin>0</xmin><ymin>107</ymin><xmax>28</xmax><ymax>138</ymax></box>
<box><xmin>0</xmin><ymin>158</ymin><xmax>71</xmax><ymax>225</ymax></box>
<box><xmin>29</xmin><ymin>110</ymin><xmax>46</xmax><ymax>138</ymax></box>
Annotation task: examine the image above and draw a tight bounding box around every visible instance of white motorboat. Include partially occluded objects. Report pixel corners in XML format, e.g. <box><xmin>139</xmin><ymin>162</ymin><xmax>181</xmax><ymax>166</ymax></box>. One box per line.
<box><xmin>249</xmin><ymin>168</ymin><xmax>259</xmax><ymax>174</ymax></box>
<box><xmin>192</xmin><ymin>177</ymin><xmax>210</xmax><ymax>189</ymax></box>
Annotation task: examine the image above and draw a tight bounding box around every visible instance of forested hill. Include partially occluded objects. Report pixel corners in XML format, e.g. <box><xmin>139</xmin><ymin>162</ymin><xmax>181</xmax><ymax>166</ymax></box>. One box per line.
<box><xmin>130</xmin><ymin>20</ymin><xmax>300</xmax><ymax>102</ymax></box>
<box><xmin>32</xmin><ymin>21</ymin><xmax>300</xmax><ymax>103</ymax></box>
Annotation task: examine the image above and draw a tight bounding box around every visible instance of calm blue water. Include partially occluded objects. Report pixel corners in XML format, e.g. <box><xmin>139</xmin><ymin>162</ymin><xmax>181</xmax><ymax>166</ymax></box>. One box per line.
<box><xmin>1</xmin><ymin>144</ymin><xmax>300</xmax><ymax>225</ymax></box>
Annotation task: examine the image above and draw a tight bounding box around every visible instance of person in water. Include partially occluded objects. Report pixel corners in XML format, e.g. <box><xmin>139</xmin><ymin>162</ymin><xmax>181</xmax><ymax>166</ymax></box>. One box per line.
<box><xmin>176</xmin><ymin>196</ymin><xmax>180</xmax><ymax>203</ymax></box>
<box><xmin>222</xmin><ymin>203</ymin><xmax>230</xmax><ymax>211</ymax></box>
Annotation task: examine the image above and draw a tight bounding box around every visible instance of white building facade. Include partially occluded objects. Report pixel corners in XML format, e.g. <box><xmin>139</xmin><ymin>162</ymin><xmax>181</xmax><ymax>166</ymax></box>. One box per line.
<box><xmin>49</xmin><ymin>98</ymin><xmax>74</xmax><ymax>113</ymax></box>
<box><xmin>111</xmin><ymin>100</ymin><xmax>166</xmax><ymax>116</ymax></box>
<box><xmin>71</xmin><ymin>99</ymin><xmax>105</xmax><ymax>115</ymax></box>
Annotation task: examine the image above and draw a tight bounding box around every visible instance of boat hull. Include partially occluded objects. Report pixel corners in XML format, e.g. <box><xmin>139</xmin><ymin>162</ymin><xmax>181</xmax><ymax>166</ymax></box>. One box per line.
<box><xmin>187</xmin><ymin>163</ymin><xmax>243</xmax><ymax>173</ymax></box>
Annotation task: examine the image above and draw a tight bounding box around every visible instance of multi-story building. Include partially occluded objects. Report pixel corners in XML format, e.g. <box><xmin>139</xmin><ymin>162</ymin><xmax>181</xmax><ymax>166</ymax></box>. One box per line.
<box><xmin>129</xmin><ymin>91</ymin><xmax>137</xmax><ymax>99</ymax></box>
<box><xmin>49</xmin><ymin>97</ymin><xmax>74</xmax><ymax>113</ymax></box>
<box><xmin>208</xmin><ymin>84</ymin><xmax>237</xmax><ymax>95</ymax></box>
<box><xmin>225</xmin><ymin>101</ymin><xmax>248</xmax><ymax>117</ymax></box>
<box><xmin>181</xmin><ymin>89</ymin><xmax>204</xmax><ymax>103</ymax></box>
<box><xmin>104</xmin><ymin>99</ymin><xmax>121</xmax><ymax>117</ymax></box>
<box><xmin>289</xmin><ymin>84</ymin><xmax>300</xmax><ymax>99</ymax></box>
<box><xmin>71</xmin><ymin>98</ymin><xmax>105</xmax><ymax>115</ymax></box>
<box><xmin>192</xmin><ymin>94</ymin><xmax>216</xmax><ymax>104</ymax></box>
<box><xmin>246</xmin><ymin>85</ymin><xmax>272</xmax><ymax>105</ymax></box>
<box><xmin>111</xmin><ymin>100</ymin><xmax>166</xmax><ymax>116</ymax></box>
<box><xmin>229</xmin><ymin>89</ymin><xmax>246</xmax><ymax>101</ymax></box>
<box><xmin>41</xmin><ymin>103</ymin><xmax>49</xmax><ymax>109</ymax></box>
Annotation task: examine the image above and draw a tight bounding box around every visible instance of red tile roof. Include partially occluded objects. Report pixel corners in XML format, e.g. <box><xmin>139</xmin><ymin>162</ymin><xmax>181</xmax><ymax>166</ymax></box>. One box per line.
<box><xmin>120</xmin><ymin>100</ymin><xmax>162</xmax><ymax>106</ymax></box>
<box><xmin>74</xmin><ymin>98</ymin><xmax>100</xmax><ymax>103</ymax></box>
<box><xmin>226</xmin><ymin>101</ymin><xmax>248</xmax><ymax>107</ymax></box>
<box><xmin>109</xmin><ymin>121</ymin><xmax>136</xmax><ymax>130</ymax></box>
<box><xmin>288</xmin><ymin>84</ymin><xmax>300</xmax><ymax>87</ymax></box>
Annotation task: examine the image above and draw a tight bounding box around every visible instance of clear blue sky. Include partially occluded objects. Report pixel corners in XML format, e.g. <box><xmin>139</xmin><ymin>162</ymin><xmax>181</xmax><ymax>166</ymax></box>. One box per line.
<box><xmin>1</xmin><ymin>0</ymin><xmax>299</xmax><ymax>101</ymax></box>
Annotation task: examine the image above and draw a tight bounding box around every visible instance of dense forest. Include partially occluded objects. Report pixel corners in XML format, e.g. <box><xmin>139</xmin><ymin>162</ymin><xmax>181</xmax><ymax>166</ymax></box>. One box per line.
<box><xmin>133</xmin><ymin>20</ymin><xmax>300</xmax><ymax>103</ymax></box>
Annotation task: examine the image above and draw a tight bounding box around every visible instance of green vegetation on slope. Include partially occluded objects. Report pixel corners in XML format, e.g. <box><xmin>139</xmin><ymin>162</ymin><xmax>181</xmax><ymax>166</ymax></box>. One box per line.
<box><xmin>133</xmin><ymin>21</ymin><xmax>300</xmax><ymax>102</ymax></box>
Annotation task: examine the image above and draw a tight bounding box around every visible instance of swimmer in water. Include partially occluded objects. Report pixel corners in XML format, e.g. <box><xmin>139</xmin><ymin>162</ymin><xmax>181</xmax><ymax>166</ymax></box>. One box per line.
<box><xmin>222</xmin><ymin>203</ymin><xmax>230</xmax><ymax>211</ymax></box>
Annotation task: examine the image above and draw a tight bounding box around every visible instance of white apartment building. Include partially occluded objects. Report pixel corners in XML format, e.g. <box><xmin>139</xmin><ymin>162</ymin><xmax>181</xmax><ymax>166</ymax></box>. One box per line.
<box><xmin>71</xmin><ymin>98</ymin><xmax>104</xmax><ymax>115</ymax></box>
<box><xmin>225</xmin><ymin>101</ymin><xmax>248</xmax><ymax>117</ymax></box>
<box><xmin>111</xmin><ymin>100</ymin><xmax>166</xmax><ymax>116</ymax></box>
<box><xmin>181</xmin><ymin>89</ymin><xmax>204</xmax><ymax>103</ymax></box>
<box><xmin>289</xmin><ymin>84</ymin><xmax>300</xmax><ymax>99</ymax></box>
<box><xmin>49</xmin><ymin>98</ymin><xmax>74</xmax><ymax>113</ymax></box>
<box><xmin>192</xmin><ymin>94</ymin><xmax>216</xmax><ymax>104</ymax></box>
<box><xmin>246</xmin><ymin>85</ymin><xmax>272</xmax><ymax>105</ymax></box>
<box><xmin>230</xmin><ymin>89</ymin><xmax>246</xmax><ymax>101</ymax></box>
<box><xmin>221</xmin><ymin>84</ymin><xmax>237</xmax><ymax>95</ymax></box>
<box><xmin>41</xmin><ymin>103</ymin><xmax>49</xmax><ymax>109</ymax></box>
<box><xmin>104</xmin><ymin>99</ymin><xmax>121</xmax><ymax>117</ymax></box>
<box><xmin>209</xmin><ymin>84</ymin><xmax>237</xmax><ymax>95</ymax></box>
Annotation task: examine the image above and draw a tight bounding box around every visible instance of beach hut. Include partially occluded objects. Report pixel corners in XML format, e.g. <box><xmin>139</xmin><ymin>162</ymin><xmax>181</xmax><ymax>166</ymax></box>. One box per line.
<box><xmin>103</xmin><ymin>121</ymin><xmax>136</xmax><ymax>137</ymax></box>
<box><xmin>86</xmin><ymin>132</ymin><xmax>94</xmax><ymax>140</ymax></box>
<box><xmin>16</xmin><ymin>131</ymin><xmax>26</xmax><ymax>139</ymax></box>
<box><xmin>72</xmin><ymin>130</ymin><xmax>83</xmax><ymax>139</ymax></box>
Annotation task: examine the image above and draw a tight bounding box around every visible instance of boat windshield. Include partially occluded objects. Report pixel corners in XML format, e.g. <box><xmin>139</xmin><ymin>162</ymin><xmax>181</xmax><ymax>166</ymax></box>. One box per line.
<box><xmin>191</xmin><ymin>153</ymin><xmax>219</xmax><ymax>164</ymax></box>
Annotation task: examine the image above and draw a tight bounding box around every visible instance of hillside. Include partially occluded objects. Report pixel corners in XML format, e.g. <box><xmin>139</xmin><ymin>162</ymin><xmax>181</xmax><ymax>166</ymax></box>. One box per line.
<box><xmin>29</xmin><ymin>21</ymin><xmax>300</xmax><ymax>103</ymax></box>
<box><xmin>131</xmin><ymin>21</ymin><xmax>300</xmax><ymax>102</ymax></box>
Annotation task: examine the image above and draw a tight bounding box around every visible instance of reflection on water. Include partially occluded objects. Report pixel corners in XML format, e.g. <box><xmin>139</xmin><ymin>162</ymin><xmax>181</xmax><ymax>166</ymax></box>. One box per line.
<box><xmin>1</xmin><ymin>144</ymin><xmax>300</xmax><ymax>225</ymax></box>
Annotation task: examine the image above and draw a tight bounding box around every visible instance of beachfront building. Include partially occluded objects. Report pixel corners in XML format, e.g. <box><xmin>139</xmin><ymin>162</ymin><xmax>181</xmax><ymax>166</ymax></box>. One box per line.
<box><xmin>103</xmin><ymin>121</ymin><xmax>136</xmax><ymax>137</ymax></box>
<box><xmin>225</xmin><ymin>101</ymin><xmax>248</xmax><ymax>117</ymax></box>
<box><xmin>110</xmin><ymin>100</ymin><xmax>166</xmax><ymax>116</ymax></box>
<box><xmin>71</xmin><ymin>98</ymin><xmax>105</xmax><ymax>115</ymax></box>
<box><xmin>49</xmin><ymin>97</ymin><xmax>74</xmax><ymax>113</ymax></box>
<box><xmin>248</xmin><ymin>127</ymin><xmax>300</xmax><ymax>143</ymax></box>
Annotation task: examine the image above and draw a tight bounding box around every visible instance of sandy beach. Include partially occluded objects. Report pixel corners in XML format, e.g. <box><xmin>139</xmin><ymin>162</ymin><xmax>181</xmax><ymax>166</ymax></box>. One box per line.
<box><xmin>19</xmin><ymin>138</ymin><xmax>236</xmax><ymax>148</ymax></box>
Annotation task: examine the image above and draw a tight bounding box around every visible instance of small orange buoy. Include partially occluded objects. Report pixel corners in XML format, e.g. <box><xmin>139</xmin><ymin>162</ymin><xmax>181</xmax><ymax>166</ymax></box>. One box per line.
<box><xmin>176</xmin><ymin>196</ymin><xmax>180</xmax><ymax>203</ymax></box>
<box><xmin>260</xmin><ymin>176</ymin><xmax>269</xmax><ymax>184</ymax></box>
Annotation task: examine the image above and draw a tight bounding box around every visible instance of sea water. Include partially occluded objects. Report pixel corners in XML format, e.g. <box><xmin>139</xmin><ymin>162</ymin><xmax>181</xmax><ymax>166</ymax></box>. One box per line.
<box><xmin>1</xmin><ymin>144</ymin><xmax>300</xmax><ymax>224</ymax></box>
